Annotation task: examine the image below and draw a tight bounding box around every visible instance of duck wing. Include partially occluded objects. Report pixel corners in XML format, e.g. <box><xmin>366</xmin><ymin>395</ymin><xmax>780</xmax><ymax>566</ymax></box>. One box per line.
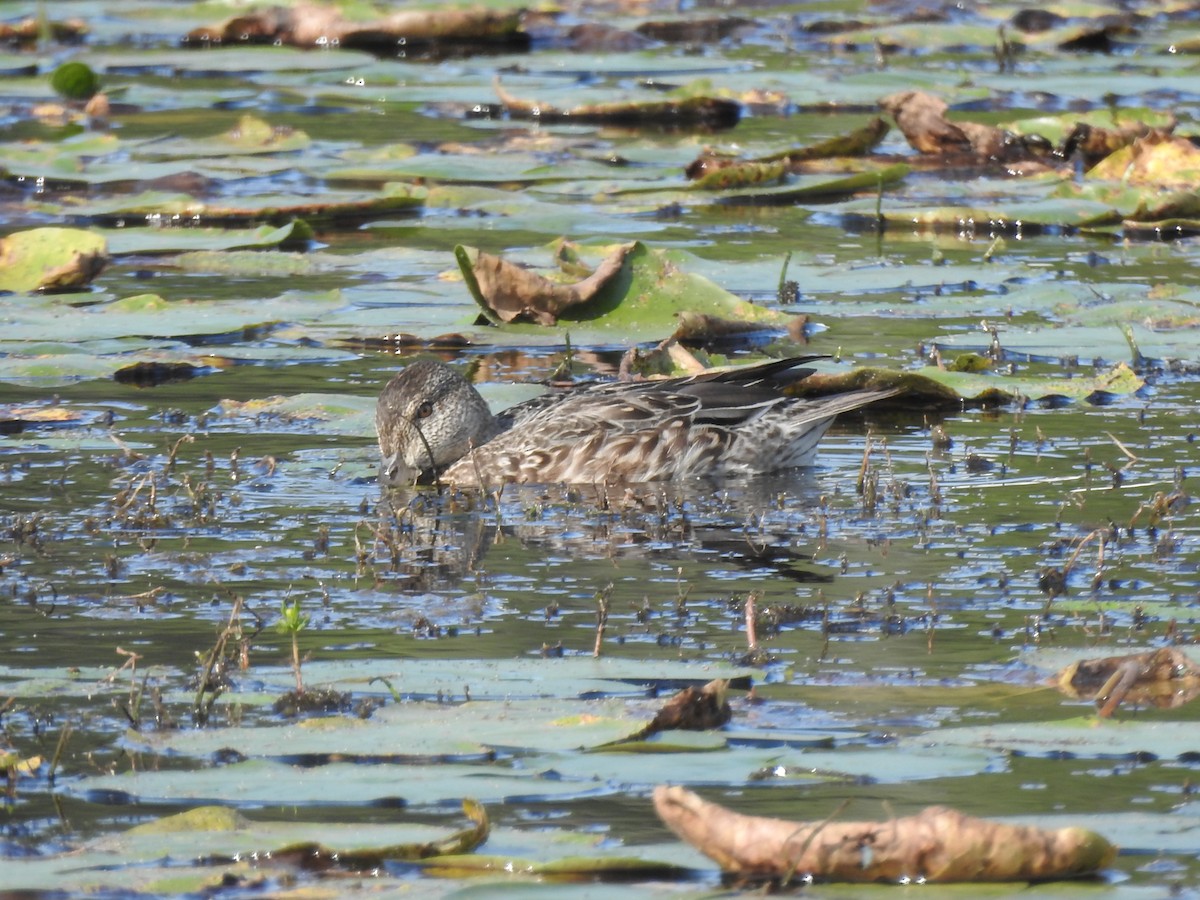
<box><xmin>445</xmin><ymin>383</ymin><xmax>706</xmax><ymax>484</ymax></box>
<box><xmin>642</xmin><ymin>354</ymin><xmax>827</xmax><ymax>426</ymax></box>
<box><xmin>441</xmin><ymin>356</ymin><xmax>882</xmax><ymax>485</ymax></box>
<box><xmin>499</xmin><ymin>355</ymin><xmax>827</xmax><ymax>430</ymax></box>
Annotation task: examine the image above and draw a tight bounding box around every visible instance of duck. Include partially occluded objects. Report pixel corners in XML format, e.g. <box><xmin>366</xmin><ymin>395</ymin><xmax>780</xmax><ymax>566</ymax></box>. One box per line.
<box><xmin>375</xmin><ymin>355</ymin><xmax>894</xmax><ymax>487</ymax></box>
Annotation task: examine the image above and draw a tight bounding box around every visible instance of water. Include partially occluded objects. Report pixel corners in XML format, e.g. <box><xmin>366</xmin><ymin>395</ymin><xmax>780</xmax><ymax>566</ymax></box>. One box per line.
<box><xmin>1</xmin><ymin>1</ymin><xmax>1199</xmax><ymax>893</ymax></box>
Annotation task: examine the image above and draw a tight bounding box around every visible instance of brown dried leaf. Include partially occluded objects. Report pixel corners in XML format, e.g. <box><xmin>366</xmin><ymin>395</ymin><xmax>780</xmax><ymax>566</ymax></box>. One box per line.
<box><xmin>671</xmin><ymin>311</ymin><xmax>784</xmax><ymax>348</ymax></box>
<box><xmin>653</xmin><ymin>786</ymin><xmax>1117</xmax><ymax>883</ymax></box>
<box><xmin>634</xmin><ymin>16</ymin><xmax>753</xmax><ymax>43</ymax></box>
<box><xmin>646</xmin><ymin>678</ymin><xmax>730</xmax><ymax>733</ymax></box>
<box><xmin>1052</xmin><ymin>647</ymin><xmax>1200</xmax><ymax>715</ymax></box>
<box><xmin>608</xmin><ymin>678</ymin><xmax>731</xmax><ymax>745</ymax></box>
<box><xmin>467</xmin><ymin>243</ymin><xmax>634</xmax><ymax>325</ymax></box>
<box><xmin>956</xmin><ymin>120</ymin><xmax>1011</xmax><ymax>158</ymax></box>
<box><xmin>0</xmin><ymin>16</ymin><xmax>87</xmax><ymax>46</ymax></box>
<box><xmin>880</xmin><ymin>90</ymin><xmax>974</xmax><ymax>155</ymax></box>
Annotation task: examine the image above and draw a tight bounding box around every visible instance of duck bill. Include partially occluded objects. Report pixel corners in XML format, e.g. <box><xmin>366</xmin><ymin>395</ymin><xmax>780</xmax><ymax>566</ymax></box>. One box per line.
<box><xmin>379</xmin><ymin>453</ymin><xmax>420</xmax><ymax>487</ymax></box>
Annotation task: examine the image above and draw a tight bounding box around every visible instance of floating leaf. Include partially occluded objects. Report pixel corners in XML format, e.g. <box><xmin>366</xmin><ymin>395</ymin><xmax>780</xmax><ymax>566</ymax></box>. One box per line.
<box><xmin>212</xmin><ymin>393</ymin><xmax>375</xmax><ymax>436</ymax></box>
<box><xmin>0</xmin><ymin>400</ymin><xmax>98</xmax><ymax>430</ymax></box>
<box><xmin>794</xmin><ymin>363</ymin><xmax>1144</xmax><ymax>405</ymax></box>
<box><xmin>1051</xmin><ymin>647</ymin><xmax>1200</xmax><ymax>716</ymax></box>
<box><xmin>654</xmin><ymin>786</ymin><xmax>1116</xmax><ymax>883</ymax></box>
<box><xmin>457</xmin><ymin>240</ymin><xmax>795</xmax><ymax>340</ymax></box>
<box><xmin>932</xmin><ymin>324</ymin><xmax>1199</xmax><ymax>366</ymax></box>
<box><xmin>0</xmin><ymin>227</ymin><xmax>108</xmax><ymax>292</ymax></box>
<box><xmin>924</xmin><ymin>719</ymin><xmax>1200</xmax><ymax>761</ymax></box>
<box><xmin>1089</xmin><ymin>133</ymin><xmax>1200</xmax><ymax>188</ymax></box>
<box><xmin>494</xmin><ymin>77</ymin><xmax>739</xmax><ymax>129</ymax></box>
<box><xmin>102</xmin><ymin>221</ymin><xmax>312</xmax><ymax>256</ymax></box>
<box><xmin>457</xmin><ymin>242</ymin><xmax>634</xmax><ymax>325</ymax></box>
<box><xmin>185</xmin><ymin>6</ymin><xmax>526</xmax><ymax>54</ymax></box>
<box><xmin>32</xmin><ymin>187</ymin><xmax>423</xmax><ymax>228</ymax></box>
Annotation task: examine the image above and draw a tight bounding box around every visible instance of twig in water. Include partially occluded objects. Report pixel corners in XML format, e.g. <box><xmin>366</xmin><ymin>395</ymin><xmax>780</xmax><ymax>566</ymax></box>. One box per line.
<box><xmin>592</xmin><ymin>582</ymin><xmax>613</xmax><ymax>658</ymax></box>
<box><xmin>47</xmin><ymin>724</ymin><xmax>72</xmax><ymax>784</ymax></box>
<box><xmin>1105</xmin><ymin>431</ymin><xmax>1139</xmax><ymax>468</ymax></box>
<box><xmin>744</xmin><ymin>591</ymin><xmax>759</xmax><ymax>652</ymax></box>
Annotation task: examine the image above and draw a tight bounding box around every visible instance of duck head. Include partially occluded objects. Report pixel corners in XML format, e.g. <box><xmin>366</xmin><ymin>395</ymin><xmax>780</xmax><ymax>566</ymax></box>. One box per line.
<box><xmin>375</xmin><ymin>359</ymin><xmax>495</xmax><ymax>485</ymax></box>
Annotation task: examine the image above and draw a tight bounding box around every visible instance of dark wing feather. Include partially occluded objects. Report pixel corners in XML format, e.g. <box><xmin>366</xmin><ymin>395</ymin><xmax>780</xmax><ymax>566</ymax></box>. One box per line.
<box><xmin>453</xmin><ymin>356</ymin><xmax>841</xmax><ymax>484</ymax></box>
<box><xmin>679</xmin><ymin>355</ymin><xmax>827</xmax><ymax>389</ymax></box>
<box><xmin>666</xmin><ymin>356</ymin><xmax>827</xmax><ymax>425</ymax></box>
<box><xmin>498</xmin><ymin>356</ymin><xmax>827</xmax><ymax>433</ymax></box>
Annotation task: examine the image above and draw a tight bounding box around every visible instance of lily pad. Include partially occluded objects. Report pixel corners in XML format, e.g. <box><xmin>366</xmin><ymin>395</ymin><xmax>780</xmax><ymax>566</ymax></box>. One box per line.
<box><xmin>66</xmin><ymin>757</ymin><xmax>613</xmax><ymax>808</ymax></box>
<box><xmin>457</xmin><ymin>240</ymin><xmax>795</xmax><ymax>340</ymax></box>
<box><xmin>211</xmin><ymin>393</ymin><xmax>376</xmax><ymax>436</ymax></box>
<box><xmin>923</xmin><ymin>719</ymin><xmax>1200</xmax><ymax>761</ymax></box>
<box><xmin>0</xmin><ymin>227</ymin><xmax>108</xmax><ymax>292</ymax></box>
<box><xmin>101</xmin><ymin>222</ymin><xmax>311</xmax><ymax>256</ymax></box>
<box><xmin>0</xmin><ymin>290</ymin><xmax>350</xmax><ymax>343</ymax></box>
<box><xmin>797</xmin><ymin>362</ymin><xmax>1144</xmax><ymax>405</ymax></box>
<box><xmin>931</xmin><ymin>324</ymin><xmax>1200</xmax><ymax>366</ymax></box>
<box><xmin>128</xmin><ymin>696</ymin><xmax>642</xmax><ymax>761</ymax></box>
<box><xmin>31</xmin><ymin>187</ymin><xmax>423</xmax><ymax>228</ymax></box>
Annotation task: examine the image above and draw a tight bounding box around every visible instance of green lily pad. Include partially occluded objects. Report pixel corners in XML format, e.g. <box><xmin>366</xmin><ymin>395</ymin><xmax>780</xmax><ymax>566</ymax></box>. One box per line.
<box><xmin>84</xmin><ymin>46</ymin><xmax>382</xmax><ymax>75</ymax></box>
<box><xmin>923</xmin><ymin>719</ymin><xmax>1200</xmax><ymax>761</ymax></box>
<box><xmin>797</xmin><ymin>362</ymin><xmax>1143</xmax><ymax>405</ymax></box>
<box><xmin>1004</xmin><ymin>108</ymin><xmax>1177</xmax><ymax>145</ymax></box>
<box><xmin>0</xmin><ymin>799</ymin><xmax>491</xmax><ymax>895</ymax></box>
<box><xmin>0</xmin><ymin>227</ymin><xmax>108</xmax><ymax>292</ymax></box>
<box><xmin>0</xmin><ymin>290</ymin><xmax>349</xmax><ymax>343</ymax></box>
<box><xmin>66</xmin><ymin>757</ymin><xmax>608</xmax><ymax>807</ymax></box>
<box><xmin>136</xmin><ymin>114</ymin><xmax>311</xmax><ymax>160</ymax></box>
<box><xmin>932</xmin><ymin>324</ymin><xmax>1200</xmax><ymax>366</ymax></box>
<box><xmin>704</xmin><ymin>163</ymin><xmax>909</xmax><ymax>205</ymax></box>
<box><xmin>457</xmin><ymin>240</ymin><xmax>795</xmax><ymax>340</ymax></box>
<box><xmin>102</xmin><ymin>222</ymin><xmax>311</xmax><ymax>256</ymax></box>
<box><xmin>128</xmin><ymin>696</ymin><xmax>642</xmax><ymax>761</ymax></box>
<box><xmin>211</xmin><ymin>393</ymin><xmax>377</xmax><ymax>436</ymax></box>
<box><xmin>30</xmin><ymin>186</ymin><xmax>423</xmax><ymax>227</ymax></box>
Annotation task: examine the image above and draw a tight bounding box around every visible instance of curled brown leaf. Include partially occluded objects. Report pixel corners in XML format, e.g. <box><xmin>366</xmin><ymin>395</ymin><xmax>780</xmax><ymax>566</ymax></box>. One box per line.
<box><xmin>467</xmin><ymin>243</ymin><xmax>634</xmax><ymax>325</ymax></box>
<box><xmin>653</xmin><ymin>786</ymin><xmax>1117</xmax><ymax>883</ymax></box>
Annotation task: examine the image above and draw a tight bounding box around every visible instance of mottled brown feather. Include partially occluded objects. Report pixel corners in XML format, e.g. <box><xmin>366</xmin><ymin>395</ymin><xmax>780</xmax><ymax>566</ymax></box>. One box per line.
<box><xmin>376</xmin><ymin>356</ymin><xmax>895</xmax><ymax>487</ymax></box>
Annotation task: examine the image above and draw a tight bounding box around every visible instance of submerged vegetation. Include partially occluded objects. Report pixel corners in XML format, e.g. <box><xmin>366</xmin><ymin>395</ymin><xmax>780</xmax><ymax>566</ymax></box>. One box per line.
<box><xmin>0</xmin><ymin>0</ymin><xmax>1198</xmax><ymax>895</ymax></box>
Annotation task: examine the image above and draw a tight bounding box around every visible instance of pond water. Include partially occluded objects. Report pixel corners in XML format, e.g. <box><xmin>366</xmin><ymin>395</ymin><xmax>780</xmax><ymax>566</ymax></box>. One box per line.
<box><xmin>1</xmin><ymin>1</ymin><xmax>1199</xmax><ymax>896</ymax></box>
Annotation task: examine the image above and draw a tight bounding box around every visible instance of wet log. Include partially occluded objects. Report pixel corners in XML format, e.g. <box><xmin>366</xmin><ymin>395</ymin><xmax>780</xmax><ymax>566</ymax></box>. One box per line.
<box><xmin>653</xmin><ymin>785</ymin><xmax>1116</xmax><ymax>883</ymax></box>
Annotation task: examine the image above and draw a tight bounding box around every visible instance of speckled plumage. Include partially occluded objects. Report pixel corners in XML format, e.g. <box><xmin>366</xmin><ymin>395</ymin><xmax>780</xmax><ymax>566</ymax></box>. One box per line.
<box><xmin>376</xmin><ymin>356</ymin><xmax>894</xmax><ymax>487</ymax></box>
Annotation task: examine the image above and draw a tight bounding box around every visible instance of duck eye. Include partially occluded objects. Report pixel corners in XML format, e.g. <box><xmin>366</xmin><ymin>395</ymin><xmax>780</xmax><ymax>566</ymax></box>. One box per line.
<box><xmin>415</xmin><ymin>401</ymin><xmax>434</xmax><ymax>420</ymax></box>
